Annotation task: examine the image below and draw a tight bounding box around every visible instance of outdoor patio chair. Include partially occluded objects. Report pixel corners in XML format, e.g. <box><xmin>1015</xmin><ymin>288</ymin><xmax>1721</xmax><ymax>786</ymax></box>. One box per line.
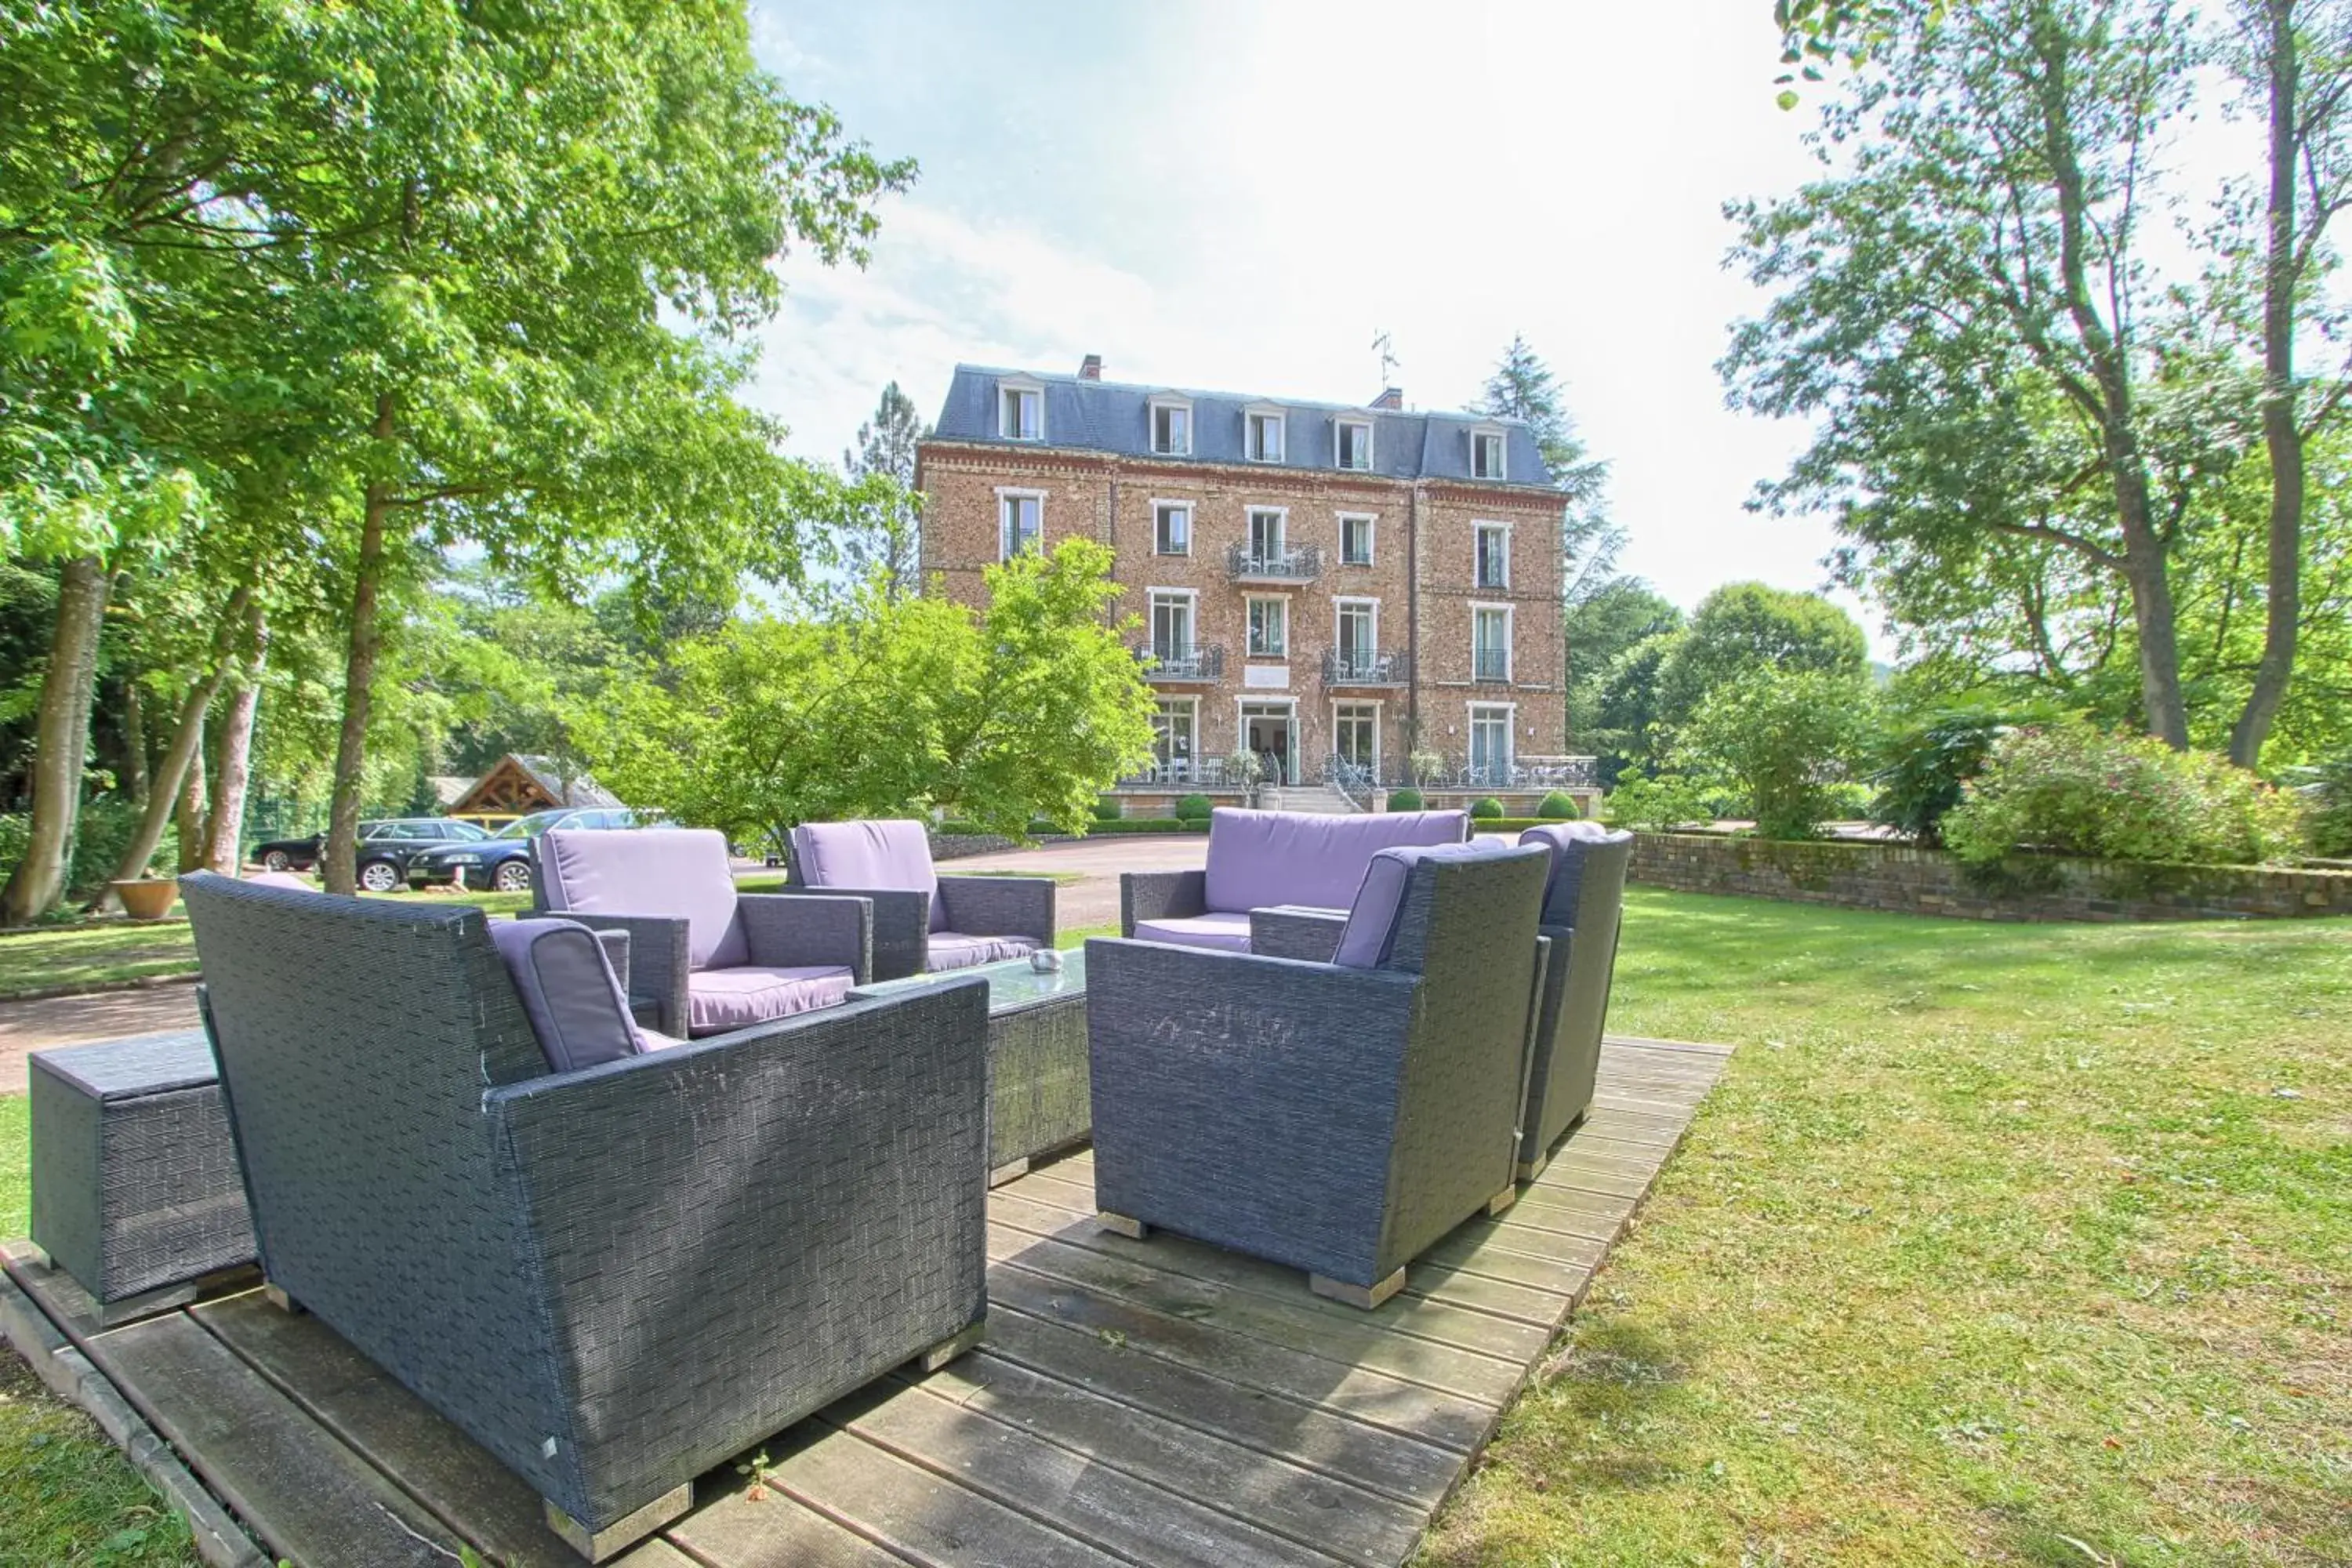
<box><xmin>1087</xmin><ymin>840</ymin><xmax>1552</xmax><ymax>1308</ymax></box>
<box><xmin>180</xmin><ymin>873</ymin><xmax>989</xmax><ymax>1562</ymax></box>
<box><xmin>1513</xmin><ymin>822</ymin><xmax>1636</xmax><ymax>1178</ymax></box>
<box><xmin>1120</xmin><ymin>806</ymin><xmax>1469</xmax><ymax>954</ymax></box>
<box><xmin>532</xmin><ymin>826</ymin><xmax>872</xmax><ymax>1036</ymax></box>
<box><xmin>785</xmin><ymin>818</ymin><xmax>1054</xmax><ymax>980</ymax></box>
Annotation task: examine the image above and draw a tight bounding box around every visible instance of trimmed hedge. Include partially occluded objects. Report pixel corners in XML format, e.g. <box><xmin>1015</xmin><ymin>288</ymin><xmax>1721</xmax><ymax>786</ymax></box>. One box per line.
<box><xmin>1470</xmin><ymin>818</ymin><xmax>1570</xmax><ymax>834</ymax></box>
<box><xmin>1386</xmin><ymin>788</ymin><xmax>1425</xmax><ymax>811</ymax></box>
<box><xmin>1085</xmin><ymin>818</ymin><xmax>1206</xmax><ymax>834</ymax></box>
<box><xmin>1470</xmin><ymin>797</ymin><xmax>1504</xmax><ymax>820</ymax></box>
<box><xmin>1091</xmin><ymin>797</ymin><xmax>1123</xmax><ymax>822</ymax></box>
<box><xmin>1537</xmin><ymin>791</ymin><xmax>1580</xmax><ymax>819</ymax></box>
<box><xmin>1173</xmin><ymin>793</ymin><xmax>1214</xmax><ymax>821</ymax></box>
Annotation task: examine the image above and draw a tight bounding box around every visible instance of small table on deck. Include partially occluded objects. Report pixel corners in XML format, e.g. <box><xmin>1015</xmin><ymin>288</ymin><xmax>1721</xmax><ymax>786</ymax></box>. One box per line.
<box><xmin>851</xmin><ymin>950</ymin><xmax>1091</xmax><ymax>1185</ymax></box>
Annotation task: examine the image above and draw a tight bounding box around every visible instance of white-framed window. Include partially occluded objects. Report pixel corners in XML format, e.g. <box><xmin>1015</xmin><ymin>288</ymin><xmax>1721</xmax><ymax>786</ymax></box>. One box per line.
<box><xmin>1335</xmin><ymin>597</ymin><xmax>1378</xmax><ymax>677</ymax></box>
<box><xmin>1472</xmin><ymin>603</ymin><xmax>1512</xmax><ymax>682</ymax></box>
<box><xmin>1150</xmin><ymin>697</ymin><xmax>1199</xmax><ymax>780</ymax></box>
<box><xmin>1150</xmin><ymin>397</ymin><xmax>1192</xmax><ymax>456</ymax></box>
<box><xmin>1339</xmin><ymin>513</ymin><xmax>1375</xmax><ymax>566</ymax></box>
<box><xmin>1152</xmin><ymin>500</ymin><xmax>1192</xmax><ymax>556</ymax></box>
<box><xmin>1247</xmin><ymin>506</ymin><xmax>1287</xmax><ymax>564</ymax></box>
<box><xmin>1474</xmin><ymin>521</ymin><xmax>1511</xmax><ymax>589</ymax></box>
<box><xmin>1239</xmin><ymin>699</ymin><xmax>1298</xmax><ymax>785</ymax></box>
<box><xmin>1471</xmin><ymin>426</ymin><xmax>1507</xmax><ymax>480</ymax></box>
<box><xmin>996</xmin><ymin>488</ymin><xmax>1043</xmax><ymax>559</ymax></box>
<box><xmin>1247</xmin><ymin>408</ymin><xmax>1285</xmax><ymax>463</ymax></box>
<box><xmin>1333</xmin><ymin>701</ymin><xmax>1380</xmax><ymax>774</ymax></box>
<box><xmin>1468</xmin><ymin>702</ymin><xmax>1515</xmax><ymax>785</ymax></box>
<box><xmin>1246</xmin><ymin>595</ymin><xmax>1289</xmax><ymax>658</ymax></box>
<box><xmin>1147</xmin><ymin>588</ymin><xmax>1196</xmax><ymax>657</ymax></box>
<box><xmin>999</xmin><ymin>379</ymin><xmax>1044</xmax><ymax>441</ymax></box>
<box><xmin>1336</xmin><ymin>418</ymin><xmax>1374</xmax><ymax>471</ymax></box>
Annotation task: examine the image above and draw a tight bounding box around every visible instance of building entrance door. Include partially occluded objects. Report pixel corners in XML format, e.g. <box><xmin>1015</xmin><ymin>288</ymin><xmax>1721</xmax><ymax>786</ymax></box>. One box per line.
<box><xmin>1241</xmin><ymin>703</ymin><xmax>1296</xmax><ymax>785</ymax></box>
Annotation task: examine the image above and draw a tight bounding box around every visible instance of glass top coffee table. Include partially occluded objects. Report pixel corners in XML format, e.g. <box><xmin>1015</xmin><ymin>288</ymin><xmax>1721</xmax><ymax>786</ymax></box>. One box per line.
<box><xmin>851</xmin><ymin>950</ymin><xmax>1089</xmax><ymax>1185</ymax></box>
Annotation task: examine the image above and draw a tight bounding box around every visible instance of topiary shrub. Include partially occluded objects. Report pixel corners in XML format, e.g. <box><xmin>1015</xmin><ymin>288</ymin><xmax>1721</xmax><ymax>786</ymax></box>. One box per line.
<box><xmin>1386</xmin><ymin>787</ymin><xmax>1425</xmax><ymax>812</ymax></box>
<box><xmin>1173</xmin><ymin>793</ymin><xmax>1213</xmax><ymax>822</ymax></box>
<box><xmin>1091</xmin><ymin>797</ymin><xmax>1123</xmax><ymax>823</ymax></box>
<box><xmin>1537</xmin><ymin>791</ymin><xmax>1579</xmax><ymax>820</ymax></box>
<box><xmin>1943</xmin><ymin>719</ymin><xmax>2305</xmax><ymax>868</ymax></box>
<box><xmin>1470</xmin><ymin>797</ymin><xmax>1504</xmax><ymax>820</ymax></box>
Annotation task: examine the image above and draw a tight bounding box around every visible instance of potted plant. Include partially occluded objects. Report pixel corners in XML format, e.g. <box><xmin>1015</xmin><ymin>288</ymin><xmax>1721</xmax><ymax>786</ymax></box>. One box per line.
<box><xmin>109</xmin><ymin>877</ymin><xmax>179</xmax><ymax>921</ymax></box>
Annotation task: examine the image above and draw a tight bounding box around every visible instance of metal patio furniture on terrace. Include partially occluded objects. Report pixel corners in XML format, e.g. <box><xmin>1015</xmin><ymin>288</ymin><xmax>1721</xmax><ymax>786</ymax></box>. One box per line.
<box><xmin>179</xmin><ymin>874</ymin><xmax>990</xmax><ymax>1562</ymax></box>
<box><xmin>1088</xmin><ymin>840</ymin><xmax>1553</xmax><ymax>1308</ymax></box>
<box><xmin>1120</xmin><ymin>806</ymin><xmax>1468</xmax><ymax>953</ymax></box>
<box><xmin>532</xmin><ymin>826</ymin><xmax>873</xmax><ymax>1036</ymax></box>
<box><xmin>1513</xmin><ymin>823</ymin><xmax>1635</xmax><ymax>1178</ymax></box>
<box><xmin>786</xmin><ymin>818</ymin><xmax>1054</xmax><ymax>980</ymax></box>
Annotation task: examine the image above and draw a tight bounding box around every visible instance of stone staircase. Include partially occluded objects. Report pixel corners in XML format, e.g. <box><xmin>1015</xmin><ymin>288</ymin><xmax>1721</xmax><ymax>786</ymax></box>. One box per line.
<box><xmin>1255</xmin><ymin>782</ymin><xmax>1364</xmax><ymax>815</ymax></box>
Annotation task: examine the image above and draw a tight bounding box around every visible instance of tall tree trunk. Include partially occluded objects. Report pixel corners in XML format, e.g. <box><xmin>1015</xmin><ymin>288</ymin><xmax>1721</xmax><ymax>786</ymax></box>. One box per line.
<box><xmin>325</xmin><ymin>437</ymin><xmax>394</xmax><ymax>896</ymax></box>
<box><xmin>204</xmin><ymin>607</ymin><xmax>269</xmax><ymax>874</ymax></box>
<box><xmin>1</xmin><ymin>557</ymin><xmax>111</xmax><ymax>926</ymax></box>
<box><xmin>122</xmin><ymin>680</ymin><xmax>149</xmax><ymax>811</ymax></box>
<box><xmin>2232</xmin><ymin>0</ymin><xmax>2305</xmax><ymax>768</ymax></box>
<box><xmin>93</xmin><ymin>586</ymin><xmax>252</xmax><ymax>908</ymax></box>
<box><xmin>175</xmin><ymin>736</ymin><xmax>208</xmax><ymax>875</ymax></box>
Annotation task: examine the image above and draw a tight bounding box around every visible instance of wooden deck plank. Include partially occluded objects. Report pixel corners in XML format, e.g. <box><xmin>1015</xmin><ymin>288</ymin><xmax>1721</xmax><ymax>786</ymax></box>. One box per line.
<box><xmin>824</xmin><ymin>1377</ymin><xmax>1347</xmax><ymax>1568</ymax></box>
<box><xmin>907</xmin><ymin>1352</ymin><xmax>1425</xmax><ymax>1566</ymax></box>
<box><xmin>191</xmin><ymin>1289</ymin><xmax>592</xmax><ymax>1568</ymax></box>
<box><xmin>661</xmin><ymin>1472</ymin><xmax>919</xmax><ymax>1568</ymax></box>
<box><xmin>77</xmin><ymin>1311</ymin><xmax>466</xmax><ymax>1568</ymax></box>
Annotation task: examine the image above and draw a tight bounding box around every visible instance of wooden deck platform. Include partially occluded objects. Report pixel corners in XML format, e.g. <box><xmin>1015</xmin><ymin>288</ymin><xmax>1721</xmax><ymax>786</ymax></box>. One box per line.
<box><xmin>3</xmin><ymin>1036</ymin><xmax>1730</xmax><ymax>1568</ymax></box>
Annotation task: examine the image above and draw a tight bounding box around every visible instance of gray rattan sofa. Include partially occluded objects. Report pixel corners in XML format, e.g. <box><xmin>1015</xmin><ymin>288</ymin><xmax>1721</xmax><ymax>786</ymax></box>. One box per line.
<box><xmin>180</xmin><ymin>873</ymin><xmax>989</xmax><ymax>1561</ymax></box>
<box><xmin>1087</xmin><ymin>841</ymin><xmax>1552</xmax><ymax>1308</ymax></box>
<box><xmin>784</xmin><ymin>818</ymin><xmax>1054</xmax><ymax>979</ymax></box>
<box><xmin>1515</xmin><ymin>823</ymin><xmax>1635</xmax><ymax>1177</ymax></box>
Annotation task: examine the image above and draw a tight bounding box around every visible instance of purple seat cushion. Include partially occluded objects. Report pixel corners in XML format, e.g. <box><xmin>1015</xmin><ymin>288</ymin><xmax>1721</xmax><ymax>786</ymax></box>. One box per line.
<box><xmin>927</xmin><ymin>932</ymin><xmax>1038</xmax><ymax>971</ymax></box>
<box><xmin>790</xmin><ymin>819</ymin><xmax>945</xmax><ymax>929</ymax></box>
<box><xmin>488</xmin><ymin>918</ymin><xmax>647</xmax><ymax>1073</ymax></box>
<box><xmin>539</xmin><ymin>827</ymin><xmax>749</xmax><ymax>971</ymax></box>
<box><xmin>1332</xmin><ymin>840</ymin><xmax>1512</xmax><ymax>969</ymax></box>
<box><xmin>243</xmin><ymin>871</ymin><xmax>315</xmax><ymax>892</ymax></box>
<box><xmin>1519</xmin><ymin>823</ymin><xmax>1635</xmax><ymax>924</ymax></box>
<box><xmin>684</xmin><ymin>964</ymin><xmax>854</xmax><ymax>1036</ymax></box>
<box><xmin>1132</xmin><ymin>912</ymin><xmax>1256</xmax><ymax>953</ymax></box>
<box><xmin>1201</xmin><ymin>808</ymin><xmax>1468</xmax><ymax>916</ymax></box>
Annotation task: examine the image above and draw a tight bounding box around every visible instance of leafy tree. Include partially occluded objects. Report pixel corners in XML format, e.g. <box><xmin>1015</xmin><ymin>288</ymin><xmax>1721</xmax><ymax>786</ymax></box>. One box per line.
<box><xmin>1657</xmin><ymin>582</ymin><xmax>1868</xmax><ymax>728</ymax></box>
<box><xmin>579</xmin><ymin>539</ymin><xmax>1154</xmax><ymax>847</ymax></box>
<box><xmin>1586</xmin><ymin>630</ymin><xmax>1683</xmax><ymax>786</ymax></box>
<box><xmin>838</xmin><ymin>381</ymin><xmax>928</xmax><ymax>601</ymax></box>
<box><xmin>1682</xmin><ymin>666</ymin><xmax>1877</xmax><ymax>839</ymax></box>
<box><xmin>1566</xmin><ymin>579</ymin><xmax>1682</xmax><ymax>760</ymax></box>
<box><xmin>1475</xmin><ymin>336</ymin><xmax>1617</xmax><ymax>598</ymax></box>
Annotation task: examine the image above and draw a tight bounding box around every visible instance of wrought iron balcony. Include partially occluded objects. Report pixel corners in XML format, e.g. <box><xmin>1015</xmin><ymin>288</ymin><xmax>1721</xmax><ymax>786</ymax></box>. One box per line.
<box><xmin>1227</xmin><ymin>542</ymin><xmax>1324</xmax><ymax>583</ymax></box>
<box><xmin>1131</xmin><ymin>641</ymin><xmax>1225</xmax><ymax>682</ymax></box>
<box><xmin>1322</xmin><ymin>648</ymin><xmax>1411</xmax><ymax>687</ymax></box>
<box><xmin>1472</xmin><ymin>648</ymin><xmax>1512</xmax><ymax>683</ymax></box>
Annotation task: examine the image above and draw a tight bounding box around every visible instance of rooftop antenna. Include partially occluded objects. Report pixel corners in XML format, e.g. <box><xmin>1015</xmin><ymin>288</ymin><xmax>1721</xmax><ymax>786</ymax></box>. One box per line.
<box><xmin>1371</xmin><ymin>330</ymin><xmax>1399</xmax><ymax>390</ymax></box>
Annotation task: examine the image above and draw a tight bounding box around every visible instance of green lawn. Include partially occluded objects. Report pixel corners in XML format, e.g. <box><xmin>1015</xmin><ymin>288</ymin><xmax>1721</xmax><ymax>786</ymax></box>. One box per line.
<box><xmin>1421</xmin><ymin>889</ymin><xmax>2351</xmax><ymax>1568</ymax></box>
<box><xmin>0</xmin><ymin>891</ymin><xmax>2343</xmax><ymax>1565</ymax></box>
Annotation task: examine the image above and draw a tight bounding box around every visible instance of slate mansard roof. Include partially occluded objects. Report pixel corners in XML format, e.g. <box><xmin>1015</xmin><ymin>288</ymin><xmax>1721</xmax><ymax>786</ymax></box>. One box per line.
<box><xmin>931</xmin><ymin>365</ymin><xmax>1556</xmax><ymax>489</ymax></box>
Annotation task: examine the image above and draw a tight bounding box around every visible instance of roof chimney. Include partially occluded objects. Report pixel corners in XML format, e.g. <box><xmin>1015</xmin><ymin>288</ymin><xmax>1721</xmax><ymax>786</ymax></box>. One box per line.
<box><xmin>1078</xmin><ymin>354</ymin><xmax>1103</xmax><ymax>381</ymax></box>
<box><xmin>1370</xmin><ymin>387</ymin><xmax>1403</xmax><ymax>410</ymax></box>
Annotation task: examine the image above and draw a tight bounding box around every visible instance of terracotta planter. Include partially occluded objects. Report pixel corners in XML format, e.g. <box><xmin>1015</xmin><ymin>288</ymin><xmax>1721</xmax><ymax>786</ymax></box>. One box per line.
<box><xmin>110</xmin><ymin>878</ymin><xmax>179</xmax><ymax>921</ymax></box>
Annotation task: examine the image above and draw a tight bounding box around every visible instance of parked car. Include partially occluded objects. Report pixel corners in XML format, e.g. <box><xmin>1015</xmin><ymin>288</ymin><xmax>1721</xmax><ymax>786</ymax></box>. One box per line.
<box><xmin>405</xmin><ymin>806</ymin><xmax>646</xmax><ymax>893</ymax></box>
<box><xmin>251</xmin><ymin>818</ymin><xmax>492</xmax><ymax>891</ymax></box>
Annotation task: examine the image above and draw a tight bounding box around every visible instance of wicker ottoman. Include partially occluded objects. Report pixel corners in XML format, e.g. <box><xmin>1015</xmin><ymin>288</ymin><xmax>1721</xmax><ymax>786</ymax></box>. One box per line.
<box><xmin>28</xmin><ymin>1029</ymin><xmax>256</xmax><ymax>1320</ymax></box>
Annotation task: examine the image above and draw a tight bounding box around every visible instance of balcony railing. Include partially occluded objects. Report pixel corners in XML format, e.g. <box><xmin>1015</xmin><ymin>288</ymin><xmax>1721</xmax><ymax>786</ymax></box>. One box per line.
<box><xmin>1119</xmin><ymin>755</ymin><xmax>1239</xmax><ymax>788</ymax></box>
<box><xmin>1131</xmin><ymin>642</ymin><xmax>1225</xmax><ymax>681</ymax></box>
<box><xmin>1323</xmin><ymin>648</ymin><xmax>1411</xmax><ymax>687</ymax></box>
<box><xmin>1227</xmin><ymin>541</ymin><xmax>1324</xmax><ymax>583</ymax></box>
<box><xmin>1472</xmin><ymin>648</ymin><xmax>1512</xmax><ymax>683</ymax></box>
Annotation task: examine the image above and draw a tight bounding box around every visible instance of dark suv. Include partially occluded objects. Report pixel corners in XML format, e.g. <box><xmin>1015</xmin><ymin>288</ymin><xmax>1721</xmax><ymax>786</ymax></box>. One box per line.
<box><xmin>251</xmin><ymin>818</ymin><xmax>491</xmax><ymax>891</ymax></box>
<box><xmin>405</xmin><ymin>807</ymin><xmax>643</xmax><ymax>894</ymax></box>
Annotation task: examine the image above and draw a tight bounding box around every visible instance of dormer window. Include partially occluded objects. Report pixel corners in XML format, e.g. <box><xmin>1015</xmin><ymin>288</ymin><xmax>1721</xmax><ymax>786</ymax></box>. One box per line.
<box><xmin>1471</xmin><ymin>426</ymin><xmax>1508</xmax><ymax>480</ymax></box>
<box><xmin>1336</xmin><ymin>418</ymin><xmax>1374</xmax><ymax>471</ymax></box>
<box><xmin>1150</xmin><ymin>397</ymin><xmax>1192</xmax><ymax>456</ymax></box>
<box><xmin>1246</xmin><ymin>406</ymin><xmax>1286</xmax><ymax>463</ymax></box>
<box><xmin>999</xmin><ymin>379</ymin><xmax>1044</xmax><ymax>441</ymax></box>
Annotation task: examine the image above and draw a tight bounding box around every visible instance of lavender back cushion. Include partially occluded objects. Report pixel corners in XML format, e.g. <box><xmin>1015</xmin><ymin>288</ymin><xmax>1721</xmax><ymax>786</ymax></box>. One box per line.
<box><xmin>1331</xmin><ymin>839</ymin><xmax>1512</xmax><ymax>968</ymax></box>
<box><xmin>790</xmin><ymin>819</ymin><xmax>944</xmax><ymax>928</ymax></box>
<box><xmin>1202</xmin><ymin>808</ymin><xmax>1468</xmax><ymax>916</ymax></box>
<box><xmin>488</xmin><ymin>918</ymin><xmax>646</xmax><ymax>1073</ymax></box>
<box><xmin>539</xmin><ymin>827</ymin><xmax>748</xmax><ymax>971</ymax></box>
<box><xmin>1518</xmin><ymin>823</ymin><xmax>1636</xmax><ymax>926</ymax></box>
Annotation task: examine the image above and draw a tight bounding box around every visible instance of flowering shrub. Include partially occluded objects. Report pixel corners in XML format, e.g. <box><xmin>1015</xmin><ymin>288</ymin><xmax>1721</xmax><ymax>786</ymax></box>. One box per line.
<box><xmin>1942</xmin><ymin>720</ymin><xmax>2304</xmax><ymax>868</ymax></box>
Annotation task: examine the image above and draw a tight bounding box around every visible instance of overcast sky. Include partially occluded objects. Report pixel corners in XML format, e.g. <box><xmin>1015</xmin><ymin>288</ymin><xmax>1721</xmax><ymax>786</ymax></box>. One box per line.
<box><xmin>741</xmin><ymin>1</ymin><xmax>1861</xmax><ymax>638</ymax></box>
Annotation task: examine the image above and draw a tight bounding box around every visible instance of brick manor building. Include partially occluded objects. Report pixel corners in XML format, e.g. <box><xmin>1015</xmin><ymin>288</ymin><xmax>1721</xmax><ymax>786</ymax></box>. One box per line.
<box><xmin>915</xmin><ymin>357</ymin><xmax>1573</xmax><ymax>804</ymax></box>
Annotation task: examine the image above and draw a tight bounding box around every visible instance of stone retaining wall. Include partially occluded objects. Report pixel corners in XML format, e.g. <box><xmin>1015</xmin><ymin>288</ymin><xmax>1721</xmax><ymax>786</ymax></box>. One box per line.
<box><xmin>1630</xmin><ymin>831</ymin><xmax>2352</xmax><ymax>922</ymax></box>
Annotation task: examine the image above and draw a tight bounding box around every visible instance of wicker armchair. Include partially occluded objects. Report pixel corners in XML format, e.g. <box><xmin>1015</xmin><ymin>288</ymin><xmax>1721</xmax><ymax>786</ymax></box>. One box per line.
<box><xmin>180</xmin><ymin>874</ymin><xmax>989</xmax><ymax>1561</ymax></box>
<box><xmin>1088</xmin><ymin>841</ymin><xmax>1552</xmax><ymax>1308</ymax></box>
<box><xmin>1513</xmin><ymin>824</ymin><xmax>1635</xmax><ymax>1177</ymax></box>
<box><xmin>532</xmin><ymin>827</ymin><xmax>872</xmax><ymax>1036</ymax></box>
<box><xmin>784</xmin><ymin>819</ymin><xmax>1053</xmax><ymax>980</ymax></box>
